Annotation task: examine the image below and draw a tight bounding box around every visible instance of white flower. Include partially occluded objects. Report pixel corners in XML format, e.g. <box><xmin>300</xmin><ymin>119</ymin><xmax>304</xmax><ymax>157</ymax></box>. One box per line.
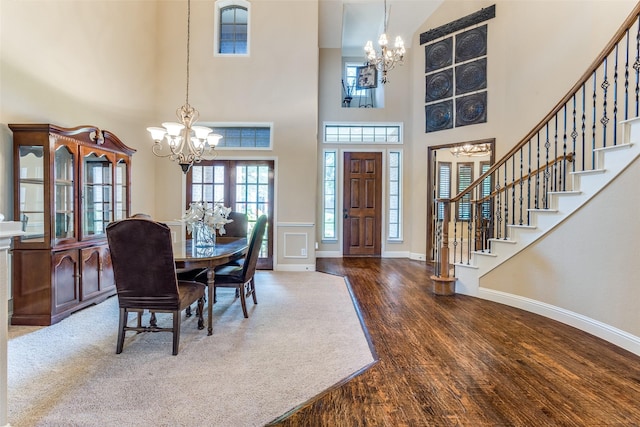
<box><xmin>182</xmin><ymin>201</ymin><xmax>233</xmax><ymax>235</ymax></box>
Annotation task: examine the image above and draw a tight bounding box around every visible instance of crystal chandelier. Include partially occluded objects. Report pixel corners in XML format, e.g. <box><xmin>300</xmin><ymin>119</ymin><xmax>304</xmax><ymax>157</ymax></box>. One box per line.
<box><xmin>364</xmin><ymin>0</ymin><xmax>405</xmax><ymax>84</ymax></box>
<box><xmin>450</xmin><ymin>143</ymin><xmax>492</xmax><ymax>157</ymax></box>
<box><xmin>147</xmin><ymin>0</ymin><xmax>222</xmax><ymax>174</ymax></box>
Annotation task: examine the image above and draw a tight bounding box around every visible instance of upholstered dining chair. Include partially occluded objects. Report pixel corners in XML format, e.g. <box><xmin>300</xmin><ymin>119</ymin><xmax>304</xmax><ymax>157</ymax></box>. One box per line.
<box><xmin>106</xmin><ymin>218</ymin><xmax>206</xmax><ymax>355</ymax></box>
<box><xmin>176</xmin><ymin>211</ymin><xmax>249</xmax><ymax>284</ymax></box>
<box><xmin>212</xmin><ymin>214</ymin><xmax>267</xmax><ymax>318</ymax></box>
<box><xmin>220</xmin><ymin>211</ymin><xmax>248</xmax><ymax>238</ymax></box>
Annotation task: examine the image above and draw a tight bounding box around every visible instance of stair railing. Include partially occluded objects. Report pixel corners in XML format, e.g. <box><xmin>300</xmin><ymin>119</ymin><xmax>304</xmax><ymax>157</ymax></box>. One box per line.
<box><xmin>433</xmin><ymin>3</ymin><xmax>640</xmax><ymax>280</ymax></box>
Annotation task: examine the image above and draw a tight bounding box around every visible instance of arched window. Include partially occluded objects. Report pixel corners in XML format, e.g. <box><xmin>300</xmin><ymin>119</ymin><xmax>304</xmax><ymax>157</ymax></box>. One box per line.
<box><xmin>215</xmin><ymin>0</ymin><xmax>249</xmax><ymax>55</ymax></box>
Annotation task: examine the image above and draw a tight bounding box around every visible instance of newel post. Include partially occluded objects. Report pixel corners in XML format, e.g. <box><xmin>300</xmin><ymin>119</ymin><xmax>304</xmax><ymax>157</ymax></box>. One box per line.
<box><xmin>431</xmin><ymin>200</ymin><xmax>456</xmax><ymax>295</ymax></box>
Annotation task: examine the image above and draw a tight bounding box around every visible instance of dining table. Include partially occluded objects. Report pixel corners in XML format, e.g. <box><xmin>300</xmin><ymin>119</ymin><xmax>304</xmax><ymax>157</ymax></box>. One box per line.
<box><xmin>173</xmin><ymin>236</ymin><xmax>248</xmax><ymax>335</ymax></box>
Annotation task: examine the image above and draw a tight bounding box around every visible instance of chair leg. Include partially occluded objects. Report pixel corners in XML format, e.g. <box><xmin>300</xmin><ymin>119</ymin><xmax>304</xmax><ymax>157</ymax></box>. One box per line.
<box><xmin>117</xmin><ymin>308</ymin><xmax>127</xmax><ymax>354</ymax></box>
<box><xmin>172</xmin><ymin>311</ymin><xmax>181</xmax><ymax>356</ymax></box>
<box><xmin>197</xmin><ymin>297</ymin><xmax>205</xmax><ymax>330</ymax></box>
<box><xmin>150</xmin><ymin>312</ymin><xmax>157</xmax><ymax>328</ymax></box>
<box><xmin>250</xmin><ymin>278</ymin><xmax>257</xmax><ymax>305</ymax></box>
<box><xmin>239</xmin><ymin>284</ymin><xmax>248</xmax><ymax>318</ymax></box>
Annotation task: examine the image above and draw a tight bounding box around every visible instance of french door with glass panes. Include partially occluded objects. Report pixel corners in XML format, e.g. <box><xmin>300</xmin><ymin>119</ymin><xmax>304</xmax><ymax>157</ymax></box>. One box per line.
<box><xmin>186</xmin><ymin>160</ymin><xmax>273</xmax><ymax>269</ymax></box>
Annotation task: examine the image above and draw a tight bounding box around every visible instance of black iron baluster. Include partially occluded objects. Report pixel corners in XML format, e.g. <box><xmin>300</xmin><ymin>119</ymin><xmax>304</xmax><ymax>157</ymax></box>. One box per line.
<box><xmin>625</xmin><ymin>28</ymin><xmax>630</xmax><ymax>121</ymax></box>
<box><xmin>503</xmin><ymin>162</ymin><xmax>509</xmax><ymax>238</ymax></box>
<box><xmin>581</xmin><ymin>83</ymin><xmax>587</xmax><ymax>171</ymax></box>
<box><xmin>453</xmin><ymin>218</ymin><xmax>460</xmax><ymax>264</ymax></box>
<box><xmin>535</xmin><ymin>133</ymin><xmax>540</xmax><ymax>209</ymax></box>
<box><xmin>571</xmin><ymin>94</ymin><xmax>578</xmax><ymax>175</ymax></box>
<box><xmin>511</xmin><ymin>156</ymin><xmax>516</xmax><ymax>225</ymax></box>
<box><xmin>601</xmin><ymin>57</ymin><xmax>610</xmax><ymax>148</ymax></box>
<box><xmin>495</xmin><ymin>168</ymin><xmax>502</xmax><ymax>240</ymax></box>
<box><xmin>562</xmin><ymin>105</ymin><xmax>567</xmax><ymax>191</ymax></box>
<box><xmin>527</xmin><ymin>140</ymin><xmax>532</xmax><ymax>225</ymax></box>
<box><xmin>613</xmin><ymin>44</ymin><xmax>619</xmax><ymax>145</ymax></box>
<box><xmin>592</xmin><ymin>70</ymin><xmax>597</xmax><ymax>170</ymax></box>
<box><xmin>554</xmin><ymin>114</ymin><xmax>559</xmax><ymax>192</ymax></box>
<box><xmin>543</xmin><ymin>123</ymin><xmax>550</xmax><ymax>209</ymax></box>
<box><xmin>519</xmin><ymin>146</ymin><xmax>524</xmax><ymax>225</ymax></box>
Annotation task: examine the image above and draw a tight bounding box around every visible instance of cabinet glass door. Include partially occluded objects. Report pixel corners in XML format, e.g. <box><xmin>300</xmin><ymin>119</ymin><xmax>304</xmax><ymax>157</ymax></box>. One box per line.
<box><xmin>114</xmin><ymin>159</ymin><xmax>128</xmax><ymax>221</ymax></box>
<box><xmin>54</xmin><ymin>145</ymin><xmax>75</xmax><ymax>240</ymax></box>
<box><xmin>17</xmin><ymin>145</ymin><xmax>45</xmax><ymax>242</ymax></box>
<box><xmin>83</xmin><ymin>152</ymin><xmax>113</xmax><ymax>238</ymax></box>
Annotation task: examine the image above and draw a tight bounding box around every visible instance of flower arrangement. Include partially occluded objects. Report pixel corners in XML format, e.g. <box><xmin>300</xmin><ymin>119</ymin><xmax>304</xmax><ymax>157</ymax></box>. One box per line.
<box><xmin>182</xmin><ymin>201</ymin><xmax>233</xmax><ymax>236</ymax></box>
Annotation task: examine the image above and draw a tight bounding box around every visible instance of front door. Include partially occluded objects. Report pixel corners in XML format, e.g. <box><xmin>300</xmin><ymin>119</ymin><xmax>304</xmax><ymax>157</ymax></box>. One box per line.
<box><xmin>343</xmin><ymin>152</ymin><xmax>382</xmax><ymax>256</ymax></box>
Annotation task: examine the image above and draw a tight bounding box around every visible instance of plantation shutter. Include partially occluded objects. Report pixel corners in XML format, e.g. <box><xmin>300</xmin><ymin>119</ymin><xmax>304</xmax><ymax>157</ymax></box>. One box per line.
<box><xmin>437</xmin><ymin>162</ymin><xmax>451</xmax><ymax>220</ymax></box>
<box><xmin>457</xmin><ymin>163</ymin><xmax>473</xmax><ymax>221</ymax></box>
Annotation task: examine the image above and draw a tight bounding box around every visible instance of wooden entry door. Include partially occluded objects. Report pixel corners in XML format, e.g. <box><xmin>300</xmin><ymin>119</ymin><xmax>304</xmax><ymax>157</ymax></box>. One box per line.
<box><xmin>343</xmin><ymin>152</ymin><xmax>382</xmax><ymax>256</ymax></box>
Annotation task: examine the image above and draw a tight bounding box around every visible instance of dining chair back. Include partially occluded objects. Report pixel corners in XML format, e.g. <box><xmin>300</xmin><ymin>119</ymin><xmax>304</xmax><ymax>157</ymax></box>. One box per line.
<box><xmin>213</xmin><ymin>214</ymin><xmax>267</xmax><ymax>318</ymax></box>
<box><xmin>221</xmin><ymin>211</ymin><xmax>248</xmax><ymax>237</ymax></box>
<box><xmin>106</xmin><ymin>218</ymin><xmax>205</xmax><ymax>355</ymax></box>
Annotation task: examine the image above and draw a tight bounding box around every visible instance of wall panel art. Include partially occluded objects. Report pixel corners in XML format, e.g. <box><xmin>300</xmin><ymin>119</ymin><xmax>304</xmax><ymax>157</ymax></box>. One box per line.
<box><xmin>421</xmin><ymin>6</ymin><xmax>495</xmax><ymax>133</ymax></box>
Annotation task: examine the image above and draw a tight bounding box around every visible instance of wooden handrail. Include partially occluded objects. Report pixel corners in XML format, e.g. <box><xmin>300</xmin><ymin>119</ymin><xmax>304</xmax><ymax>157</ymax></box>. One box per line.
<box><xmin>470</xmin><ymin>153</ymin><xmax>574</xmax><ymax>204</ymax></box>
<box><xmin>448</xmin><ymin>2</ymin><xmax>640</xmax><ymax>205</ymax></box>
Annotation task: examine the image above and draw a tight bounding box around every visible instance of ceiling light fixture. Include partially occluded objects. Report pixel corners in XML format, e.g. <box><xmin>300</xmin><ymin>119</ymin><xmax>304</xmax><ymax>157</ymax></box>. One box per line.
<box><xmin>364</xmin><ymin>0</ymin><xmax>405</xmax><ymax>84</ymax></box>
<box><xmin>147</xmin><ymin>0</ymin><xmax>221</xmax><ymax>174</ymax></box>
<box><xmin>450</xmin><ymin>143</ymin><xmax>492</xmax><ymax>157</ymax></box>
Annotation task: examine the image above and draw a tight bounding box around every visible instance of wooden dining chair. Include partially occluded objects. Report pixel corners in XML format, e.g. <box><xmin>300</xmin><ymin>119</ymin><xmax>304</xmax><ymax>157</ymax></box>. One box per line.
<box><xmin>212</xmin><ymin>214</ymin><xmax>267</xmax><ymax>318</ymax></box>
<box><xmin>106</xmin><ymin>218</ymin><xmax>206</xmax><ymax>355</ymax></box>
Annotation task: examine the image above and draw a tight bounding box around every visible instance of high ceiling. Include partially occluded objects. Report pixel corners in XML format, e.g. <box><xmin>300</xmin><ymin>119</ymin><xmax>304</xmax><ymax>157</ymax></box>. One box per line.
<box><xmin>319</xmin><ymin>0</ymin><xmax>444</xmax><ymax>55</ymax></box>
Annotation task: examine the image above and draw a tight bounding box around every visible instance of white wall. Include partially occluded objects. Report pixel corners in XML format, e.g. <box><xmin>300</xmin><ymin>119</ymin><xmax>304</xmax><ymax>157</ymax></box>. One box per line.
<box><xmin>483</xmin><ymin>156</ymin><xmax>640</xmax><ymax>337</ymax></box>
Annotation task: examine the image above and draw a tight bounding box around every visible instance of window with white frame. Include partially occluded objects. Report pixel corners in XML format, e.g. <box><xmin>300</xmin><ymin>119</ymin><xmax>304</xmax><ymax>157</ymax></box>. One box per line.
<box><xmin>324</xmin><ymin>123</ymin><xmax>402</xmax><ymax>143</ymax></box>
<box><xmin>388</xmin><ymin>150</ymin><xmax>402</xmax><ymax>240</ymax></box>
<box><xmin>322</xmin><ymin>150</ymin><xmax>337</xmax><ymax>241</ymax></box>
<box><xmin>344</xmin><ymin>63</ymin><xmax>368</xmax><ymax>97</ymax></box>
<box><xmin>192</xmin><ymin>124</ymin><xmax>271</xmax><ymax>149</ymax></box>
<box><xmin>207</xmin><ymin>125</ymin><xmax>272</xmax><ymax>149</ymax></box>
<box><xmin>215</xmin><ymin>0</ymin><xmax>249</xmax><ymax>55</ymax></box>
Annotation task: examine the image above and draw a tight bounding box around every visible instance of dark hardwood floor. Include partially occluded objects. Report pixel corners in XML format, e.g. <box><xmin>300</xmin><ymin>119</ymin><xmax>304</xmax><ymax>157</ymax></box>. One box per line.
<box><xmin>269</xmin><ymin>258</ymin><xmax>640</xmax><ymax>426</ymax></box>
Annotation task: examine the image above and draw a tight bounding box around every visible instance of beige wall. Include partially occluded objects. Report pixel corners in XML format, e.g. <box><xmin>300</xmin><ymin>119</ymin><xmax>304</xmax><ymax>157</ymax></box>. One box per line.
<box><xmin>0</xmin><ymin>0</ymin><xmax>158</xmax><ymax>218</ymax></box>
<box><xmin>151</xmin><ymin>0</ymin><xmax>319</xmax><ymax>269</ymax></box>
<box><xmin>1</xmin><ymin>0</ymin><xmax>319</xmax><ymax>270</ymax></box>
<box><xmin>0</xmin><ymin>0</ymin><xmax>637</xmax><ymax>269</ymax></box>
<box><xmin>406</xmin><ymin>0</ymin><xmax>638</xmax><ymax>259</ymax></box>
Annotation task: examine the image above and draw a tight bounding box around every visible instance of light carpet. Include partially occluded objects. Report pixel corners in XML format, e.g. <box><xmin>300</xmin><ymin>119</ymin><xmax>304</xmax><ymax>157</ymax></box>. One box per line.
<box><xmin>7</xmin><ymin>271</ymin><xmax>375</xmax><ymax>426</ymax></box>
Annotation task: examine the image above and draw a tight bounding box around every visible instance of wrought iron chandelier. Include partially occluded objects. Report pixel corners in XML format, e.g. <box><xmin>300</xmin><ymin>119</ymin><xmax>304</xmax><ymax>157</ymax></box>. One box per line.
<box><xmin>147</xmin><ymin>0</ymin><xmax>221</xmax><ymax>174</ymax></box>
<box><xmin>363</xmin><ymin>0</ymin><xmax>405</xmax><ymax>84</ymax></box>
<box><xmin>450</xmin><ymin>143</ymin><xmax>492</xmax><ymax>157</ymax></box>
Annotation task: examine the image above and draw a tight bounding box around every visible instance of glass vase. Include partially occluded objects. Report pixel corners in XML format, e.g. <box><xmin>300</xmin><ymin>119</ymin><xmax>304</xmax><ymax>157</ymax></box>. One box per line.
<box><xmin>193</xmin><ymin>222</ymin><xmax>216</xmax><ymax>248</ymax></box>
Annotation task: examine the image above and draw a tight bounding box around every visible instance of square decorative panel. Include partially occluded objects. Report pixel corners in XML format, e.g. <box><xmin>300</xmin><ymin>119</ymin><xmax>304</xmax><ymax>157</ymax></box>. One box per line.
<box><xmin>426</xmin><ymin>100</ymin><xmax>454</xmax><ymax>133</ymax></box>
<box><xmin>455</xmin><ymin>92</ymin><xmax>487</xmax><ymax>127</ymax></box>
<box><xmin>455</xmin><ymin>25</ymin><xmax>487</xmax><ymax>62</ymax></box>
<box><xmin>455</xmin><ymin>58</ymin><xmax>487</xmax><ymax>95</ymax></box>
<box><xmin>425</xmin><ymin>37</ymin><xmax>452</xmax><ymax>73</ymax></box>
<box><xmin>426</xmin><ymin>69</ymin><xmax>454</xmax><ymax>102</ymax></box>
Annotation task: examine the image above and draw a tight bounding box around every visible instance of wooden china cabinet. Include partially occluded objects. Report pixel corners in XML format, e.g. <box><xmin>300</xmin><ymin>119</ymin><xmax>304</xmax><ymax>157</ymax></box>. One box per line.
<box><xmin>9</xmin><ymin>124</ymin><xmax>135</xmax><ymax>325</ymax></box>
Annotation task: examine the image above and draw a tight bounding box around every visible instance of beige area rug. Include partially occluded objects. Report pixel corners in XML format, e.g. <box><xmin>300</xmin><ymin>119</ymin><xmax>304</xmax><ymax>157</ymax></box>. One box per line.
<box><xmin>7</xmin><ymin>271</ymin><xmax>375</xmax><ymax>426</ymax></box>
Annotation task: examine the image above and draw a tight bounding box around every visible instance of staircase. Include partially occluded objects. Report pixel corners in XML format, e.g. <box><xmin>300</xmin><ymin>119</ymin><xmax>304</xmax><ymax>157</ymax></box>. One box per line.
<box><xmin>455</xmin><ymin>117</ymin><xmax>640</xmax><ymax>296</ymax></box>
<box><xmin>430</xmin><ymin>4</ymin><xmax>640</xmax><ymax>355</ymax></box>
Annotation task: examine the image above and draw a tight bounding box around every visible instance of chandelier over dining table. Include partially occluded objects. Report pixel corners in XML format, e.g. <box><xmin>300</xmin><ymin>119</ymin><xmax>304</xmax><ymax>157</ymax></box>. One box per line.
<box><xmin>364</xmin><ymin>0</ymin><xmax>405</xmax><ymax>84</ymax></box>
<box><xmin>146</xmin><ymin>0</ymin><xmax>222</xmax><ymax>174</ymax></box>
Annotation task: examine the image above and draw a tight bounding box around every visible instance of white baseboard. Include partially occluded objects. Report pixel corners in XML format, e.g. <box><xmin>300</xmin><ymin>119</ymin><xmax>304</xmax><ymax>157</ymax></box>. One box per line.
<box><xmin>479</xmin><ymin>287</ymin><xmax>640</xmax><ymax>357</ymax></box>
